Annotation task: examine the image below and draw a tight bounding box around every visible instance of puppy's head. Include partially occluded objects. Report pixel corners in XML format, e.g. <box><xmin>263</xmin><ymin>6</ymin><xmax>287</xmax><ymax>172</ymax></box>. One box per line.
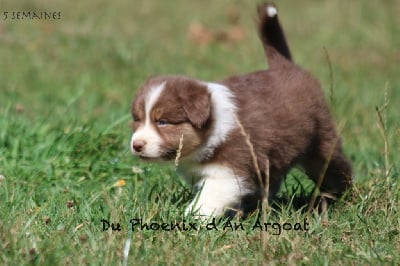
<box><xmin>130</xmin><ymin>76</ymin><xmax>212</xmax><ymax>160</ymax></box>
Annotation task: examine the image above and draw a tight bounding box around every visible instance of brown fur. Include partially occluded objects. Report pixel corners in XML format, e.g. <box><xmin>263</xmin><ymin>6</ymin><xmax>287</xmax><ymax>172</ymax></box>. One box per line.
<box><xmin>215</xmin><ymin>66</ymin><xmax>352</xmax><ymax>200</ymax></box>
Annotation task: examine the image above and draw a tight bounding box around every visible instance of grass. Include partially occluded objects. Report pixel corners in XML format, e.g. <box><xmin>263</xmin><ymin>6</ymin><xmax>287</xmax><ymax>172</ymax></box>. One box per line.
<box><xmin>0</xmin><ymin>0</ymin><xmax>399</xmax><ymax>264</ymax></box>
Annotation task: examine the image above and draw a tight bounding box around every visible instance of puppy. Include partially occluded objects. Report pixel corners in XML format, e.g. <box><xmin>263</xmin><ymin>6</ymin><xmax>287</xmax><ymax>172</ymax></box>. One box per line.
<box><xmin>130</xmin><ymin>3</ymin><xmax>352</xmax><ymax>217</ymax></box>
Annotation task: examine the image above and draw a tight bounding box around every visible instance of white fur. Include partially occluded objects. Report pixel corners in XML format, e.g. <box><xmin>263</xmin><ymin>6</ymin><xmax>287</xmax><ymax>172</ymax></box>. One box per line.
<box><xmin>193</xmin><ymin>82</ymin><xmax>238</xmax><ymax>161</ymax></box>
<box><xmin>184</xmin><ymin>164</ymin><xmax>252</xmax><ymax>217</ymax></box>
<box><xmin>130</xmin><ymin>83</ymin><xmax>165</xmax><ymax>157</ymax></box>
<box><xmin>267</xmin><ymin>6</ymin><xmax>277</xmax><ymax>17</ymax></box>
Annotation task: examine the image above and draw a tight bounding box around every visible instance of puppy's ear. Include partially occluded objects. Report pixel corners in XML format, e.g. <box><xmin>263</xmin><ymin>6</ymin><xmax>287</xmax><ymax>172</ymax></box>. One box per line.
<box><xmin>178</xmin><ymin>81</ymin><xmax>211</xmax><ymax>129</ymax></box>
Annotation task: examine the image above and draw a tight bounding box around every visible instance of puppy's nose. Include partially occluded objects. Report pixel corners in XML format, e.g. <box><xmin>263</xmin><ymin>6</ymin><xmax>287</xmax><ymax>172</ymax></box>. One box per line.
<box><xmin>132</xmin><ymin>140</ymin><xmax>146</xmax><ymax>152</ymax></box>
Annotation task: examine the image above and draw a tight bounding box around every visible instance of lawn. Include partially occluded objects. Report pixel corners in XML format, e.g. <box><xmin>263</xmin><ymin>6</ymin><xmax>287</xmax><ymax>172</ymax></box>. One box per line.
<box><xmin>0</xmin><ymin>0</ymin><xmax>399</xmax><ymax>265</ymax></box>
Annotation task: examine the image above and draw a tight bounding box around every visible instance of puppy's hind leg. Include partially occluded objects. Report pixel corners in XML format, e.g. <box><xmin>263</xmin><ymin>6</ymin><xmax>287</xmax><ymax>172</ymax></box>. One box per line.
<box><xmin>304</xmin><ymin>140</ymin><xmax>353</xmax><ymax>199</ymax></box>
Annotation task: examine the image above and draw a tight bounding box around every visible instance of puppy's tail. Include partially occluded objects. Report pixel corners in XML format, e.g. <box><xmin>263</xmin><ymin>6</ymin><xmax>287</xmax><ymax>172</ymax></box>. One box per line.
<box><xmin>257</xmin><ymin>3</ymin><xmax>292</xmax><ymax>68</ymax></box>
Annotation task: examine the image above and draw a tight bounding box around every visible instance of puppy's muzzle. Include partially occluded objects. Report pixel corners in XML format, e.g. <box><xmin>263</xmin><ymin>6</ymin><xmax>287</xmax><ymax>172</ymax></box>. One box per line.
<box><xmin>132</xmin><ymin>140</ymin><xmax>146</xmax><ymax>153</ymax></box>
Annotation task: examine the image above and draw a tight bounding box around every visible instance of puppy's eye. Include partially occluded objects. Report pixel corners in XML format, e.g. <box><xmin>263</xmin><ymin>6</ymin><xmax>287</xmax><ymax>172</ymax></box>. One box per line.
<box><xmin>133</xmin><ymin>115</ymin><xmax>140</xmax><ymax>122</ymax></box>
<box><xmin>156</xmin><ymin>119</ymin><xmax>169</xmax><ymax>127</ymax></box>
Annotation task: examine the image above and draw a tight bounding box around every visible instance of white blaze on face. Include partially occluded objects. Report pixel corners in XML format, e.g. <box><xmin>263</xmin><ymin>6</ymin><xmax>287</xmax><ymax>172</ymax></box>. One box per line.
<box><xmin>130</xmin><ymin>83</ymin><xmax>166</xmax><ymax>158</ymax></box>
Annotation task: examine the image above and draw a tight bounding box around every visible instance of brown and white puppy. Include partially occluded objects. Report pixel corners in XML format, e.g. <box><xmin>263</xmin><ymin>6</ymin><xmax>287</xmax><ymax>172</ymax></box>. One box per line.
<box><xmin>130</xmin><ymin>3</ymin><xmax>352</xmax><ymax>217</ymax></box>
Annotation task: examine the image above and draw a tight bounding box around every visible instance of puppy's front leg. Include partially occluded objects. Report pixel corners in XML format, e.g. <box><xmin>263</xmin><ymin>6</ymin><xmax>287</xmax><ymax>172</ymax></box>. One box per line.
<box><xmin>184</xmin><ymin>165</ymin><xmax>252</xmax><ymax>218</ymax></box>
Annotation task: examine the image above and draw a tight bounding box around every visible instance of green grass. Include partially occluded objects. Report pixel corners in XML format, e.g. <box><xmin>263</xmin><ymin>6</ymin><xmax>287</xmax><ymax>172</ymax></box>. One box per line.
<box><xmin>1</xmin><ymin>0</ymin><xmax>399</xmax><ymax>265</ymax></box>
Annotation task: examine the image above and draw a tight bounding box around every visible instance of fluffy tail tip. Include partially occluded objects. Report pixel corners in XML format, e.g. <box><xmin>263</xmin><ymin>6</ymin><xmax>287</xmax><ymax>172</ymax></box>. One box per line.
<box><xmin>257</xmin><ymin>3</ymin><xmax>293</xmax><ymax>64</ymax></box>
<box><xmin>266</xmin><ymin>5</ymin><xmax>277</xmax><ymax>17</ymax></box>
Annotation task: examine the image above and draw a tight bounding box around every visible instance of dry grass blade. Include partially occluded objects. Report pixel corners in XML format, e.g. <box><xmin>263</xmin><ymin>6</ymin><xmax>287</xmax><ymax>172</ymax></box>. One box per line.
<box><xmin>375</xmin><ymin>82</ymin><xmax>391</xmax><ymax>179</ymax></box>
<box><xmin>122</xmin><ymin>229</ymin><xmax>133</xmax><ymax>266</ymax></box>
<box><xmin>323</xmin><ymin>47</ymin><xmax>334</xmax><ymax>104</ymax></box>
<box><xmin>234</xmin><ymin>115</ymin><xmax>272</xmax><ymax>257</ymax></box>
<box><xmin>234</xmin><ymin>115</ymin><xmax>263</xmax><ymax>192</ymax></box>
<box><xmin>261</xmin><ymin>158</ymin><xmax>270</xmax><ymax>257</ymax></box>
<box><xmin>175</xmin><ymin>134</ymin><xmax>184</xmax><ymax>170</ymax></box>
